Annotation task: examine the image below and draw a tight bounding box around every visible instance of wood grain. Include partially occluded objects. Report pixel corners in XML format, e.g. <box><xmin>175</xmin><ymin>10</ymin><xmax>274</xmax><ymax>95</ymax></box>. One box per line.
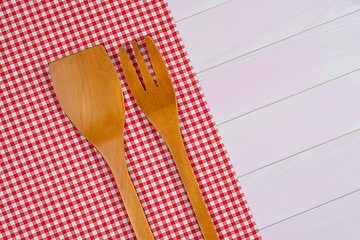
<box><xmin>239</xmin><ymin>130</ymin><xmax>360</xmax><ymax>228</ymax></box>
<box><xmin>261</xmin><ymin>190</ymin><xmax>360</xmax><ymax>240</ymax></box>
<box><xmin>199</xmin><ymin>12</ymin><xmax>360</xmax><ymax>124</ymax></box>
<box><xmin>167</xmin><ymin>0</ymin><xmax>230</xmax><ymax>21</ymax></box>
<box><xmin>218</xmin><ymin>70</ymin><xmax>360</xmax><ymax>176</ymax></box>
<box><xmin>49</xmin><ymin>46</ymin><xmax>154</xmax><ymax>240</ymax></box>
<box><xmin>167</xmin><ymin>1</ymin><xmax>360</xmax><ymax>238</ymax></box>
<box><xmin>176</xmin><ymin>0</ymin><xmax>360</xmax><ymax>72</ymax></box>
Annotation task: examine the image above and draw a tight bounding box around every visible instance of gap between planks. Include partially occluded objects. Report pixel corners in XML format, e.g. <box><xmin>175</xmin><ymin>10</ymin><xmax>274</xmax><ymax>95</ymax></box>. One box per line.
<box><xmin>217</xmin><ymin>68</ymin><xmax>360</xmax><ymax>126</ymax></box>
<box><xmin>170</xmin><ymin>0</ymin><xmax>231</xmax><ymax>23</ymax></box>
<box><xmin>199</xmin><ymin>10</ymin><xmax>360</xmax><ymax>125</ymax></box>
<box><xmin>261</xmin><ymin>188</ymin><xmax>360</xmax><ymax>230</ymax></box>
<box><xmin>238</xmin><ymin>128</ymin><xmax>360</xmax><ymax>178</ymax></box>
<box><xmin>218</xmin><ymin>69</ymin><xmax>360</xmax><ymax>176</ymax></box>
<box><xmin>168</xmin><ymin>2</ymin><xmax>360</xmax><ymax>237</ymax></box>
<box><xmin>259</xmin><ymin>189</ymin><xmax>360</xmax><ymax>231</ymax></box>
<box><xmin>176</xmin><ymin>0</ymin><xmax>360</xmax><ymax>73</ymax></box>
<box><xmin>169</xmin><ymin>1</ymin><xmax>360</xmax><ymax>126</ymax></box>
<box><xmin>260</xmin><ymin>189</ymin><xmax>360</xmax><ymax>240</ymax></box>
<box><xmin>238</xmin><ymin>128</ymin><xmax>360</xmax><ymax>229</ymax></box>
<box><xmin>196</xmin><ymin>9</ymin><xmax>360</xmax><ymax>75</ymax></box>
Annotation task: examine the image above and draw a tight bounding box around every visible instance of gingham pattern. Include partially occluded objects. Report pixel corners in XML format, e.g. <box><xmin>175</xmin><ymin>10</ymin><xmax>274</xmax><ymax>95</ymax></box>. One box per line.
<box><xmin>0</xmin><ymin>1</ymin><xmax>261</xmax><ymax>239</ymax></box>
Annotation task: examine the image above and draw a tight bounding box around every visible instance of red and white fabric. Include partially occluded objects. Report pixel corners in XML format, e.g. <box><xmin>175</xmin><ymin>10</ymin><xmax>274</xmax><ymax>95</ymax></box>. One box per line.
<box><xmin>0</xmin><ymin>0</ymin><xmax>261</xmax><ymax>239</ymax></box>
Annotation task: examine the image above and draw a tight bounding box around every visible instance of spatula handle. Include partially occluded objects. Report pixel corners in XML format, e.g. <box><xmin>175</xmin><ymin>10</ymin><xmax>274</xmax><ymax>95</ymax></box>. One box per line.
<box><xmin>165</xmin><ymin>132</ymin><xmax>219</xmax><ymax>240</ymax></box>
<box><xmin>111</xmin><ymin>163</ymin><xmax>154</xmax><ymax>240</ymax></box>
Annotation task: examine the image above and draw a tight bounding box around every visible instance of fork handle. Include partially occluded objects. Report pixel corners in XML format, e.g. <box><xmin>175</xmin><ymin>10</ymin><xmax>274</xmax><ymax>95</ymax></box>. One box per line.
<box><xmin>165</xmin><ymin>131</ymin><xmax>219</xmax><ymax>240</ymax></box>
<box><xmin>110</xmin><ymin>161</ymin><xmax>154</xmax><ymax>240</ymax></box>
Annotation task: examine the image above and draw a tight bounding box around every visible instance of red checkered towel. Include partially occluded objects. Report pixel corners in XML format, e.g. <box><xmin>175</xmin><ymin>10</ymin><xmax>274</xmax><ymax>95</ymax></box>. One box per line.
<box><xmin>0</xmin><ymin>1</ymin><xmax>261</xmax><ymax>239</ymax></box>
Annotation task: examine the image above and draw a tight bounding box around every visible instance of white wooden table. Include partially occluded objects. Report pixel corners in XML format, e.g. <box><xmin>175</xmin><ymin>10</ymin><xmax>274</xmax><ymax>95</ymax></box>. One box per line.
<box><xmin>167</xmin><ymin>1</ymin><xmax>360</xmax><ymax>239</ymax></box>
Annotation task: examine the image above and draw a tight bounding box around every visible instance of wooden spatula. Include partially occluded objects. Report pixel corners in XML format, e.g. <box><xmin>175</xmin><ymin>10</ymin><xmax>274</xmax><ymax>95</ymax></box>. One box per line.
<box><xmin>49</xmin><ymin>45</ymin><xmax>154</xmax><ymax>240</ymax></box>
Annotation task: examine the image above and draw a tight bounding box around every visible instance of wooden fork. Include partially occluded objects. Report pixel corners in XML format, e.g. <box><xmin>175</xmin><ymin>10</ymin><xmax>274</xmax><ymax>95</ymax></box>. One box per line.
<box><xmin>49</xmin><ymin>45</ymin><xmax>154</xmax><ymax>240</ymax></box>
<box><xmin>119</xmin><ymin>36</ymin><xmax>219</xmax><ymax>240</ymax></box>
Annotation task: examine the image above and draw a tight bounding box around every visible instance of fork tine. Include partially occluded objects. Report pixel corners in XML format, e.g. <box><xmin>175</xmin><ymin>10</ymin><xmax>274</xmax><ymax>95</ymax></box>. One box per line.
<box><xmin>119</xmin><ymin>46</ymin><xmax>145</xmax><ymax>93</ymax></box>
<box><xmin>144</xmin><ymin>36</ymin><xmax>173</xmax><ymax>88</ymax></box>
<box><xmin>131</xmin><ymin>40</ymin><xmax>156</xmax><ymax>90</ymax></box>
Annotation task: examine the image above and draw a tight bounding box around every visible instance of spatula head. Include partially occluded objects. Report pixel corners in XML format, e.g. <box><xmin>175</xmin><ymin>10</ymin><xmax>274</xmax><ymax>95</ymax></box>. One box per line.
<box><xmin>49</xmin><ymin>45</ymin><xmax>125</xmax><ymax>159</ymax></box>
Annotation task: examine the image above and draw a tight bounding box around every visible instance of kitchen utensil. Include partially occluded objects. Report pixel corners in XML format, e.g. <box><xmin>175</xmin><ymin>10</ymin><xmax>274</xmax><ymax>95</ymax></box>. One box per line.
<box><xmin>49</xmin><ymin>45</ymin><xmax>154</xmax><ymax>240</ymax></box>
<box><xmin>119</xmin><ymin>36</ymin><xmax>218</xmax><ymax>240</ymax></box>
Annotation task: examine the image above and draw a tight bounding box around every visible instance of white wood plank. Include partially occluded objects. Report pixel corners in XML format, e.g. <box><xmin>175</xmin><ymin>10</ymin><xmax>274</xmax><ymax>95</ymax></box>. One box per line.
<box><xmin>176</xmin><ymin>0</ymin><xmax>360</xmax><ymax>72</ymax></box>
<box><xmin>260</xmin><ymin>190</ymin><xmax>360</xmax><ymax>240</ymax></box>
<box><xmin>199</xmin><ymin>12</ymin><xmax>360</xmax><ymax>124</ymax></box>
<box><xmin>218</xmin><ymin>70</ymin><xmax>360</xmax><ymax>176</ymax></box>
<box><xmin>166</xmin><ymin>0</ymin><xmax>229</xmax><ymax>22</ymax></box>
<box><xmin>238</xmin><ymin>130</ymin><xmax>360</xmax><ymax>228</ymax></box>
